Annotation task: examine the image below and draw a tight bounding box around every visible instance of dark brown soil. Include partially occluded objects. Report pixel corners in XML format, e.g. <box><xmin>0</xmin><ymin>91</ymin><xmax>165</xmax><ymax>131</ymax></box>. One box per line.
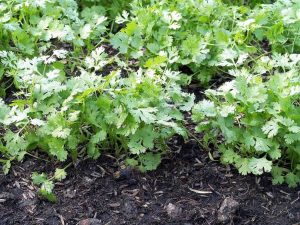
<box><xmin>0</xmin><ymin>139</ymin><xmax>299</xmax><ymax>225</ymax></box>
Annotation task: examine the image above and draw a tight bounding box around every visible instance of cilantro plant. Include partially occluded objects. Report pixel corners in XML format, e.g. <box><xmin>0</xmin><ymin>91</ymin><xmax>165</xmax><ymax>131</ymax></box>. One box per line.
<box><xmin>0</xmin><ymin>0</ymin><xmax>195</xmax><ymax>200</ymax></box>
<box><xmin>32</xmin><ymin>167</ymin><xmax>68</xmax><ymax>202</ymax></box>
<box><xmin>192</xmin><ymin>54</ymin><xmax>300</xmax><ymax>187</ymax></box>
<box><xmin>0</xmin><ymin>0</ymin><xmax>107</xmax><ymax>56</ymax></box>
<box><xmin>223</xmin><ymin>0</ymin><xmax>274</xmax><ymax>7</ymax></box>
<box><xmin>0</xmin><ymin>43</ymin><xmax>193</xmax><ymax>195</ymax></box>
<box><xmin>110</xmin><ymin>0</ymin><xmax>300</xmax><ymax>83</ymax></box>
<box><xmin>78</xmin><ymin>0</ymin><xmax>133</xmax><ymax>21</ymax></box>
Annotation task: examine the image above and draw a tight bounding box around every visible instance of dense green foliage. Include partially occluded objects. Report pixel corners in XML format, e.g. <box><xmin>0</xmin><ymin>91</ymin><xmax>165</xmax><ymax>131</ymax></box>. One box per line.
<box><xmin>78</xmin><ymin>0</ymin><xmax>133</xmax><ymax>21</ymax></box>
<box><xmin>0</xmin><ymin>0</ymin><xmax>193</xmax><ymax>200</ymax></box>
<box><xmin>192</xmin><ymin>55</ymin><xmax>300</xmax><ymax>187</ymax></box>
<box><xmin>0</xmin><ymin>0</ymin><xmax>299</xmax><ymax>199</ymax></box>
<box><xmin>110</xmin><ymin>0</ymin><xmax>300</xmax><ymax>83</ymax></box>
<box><xmin>0</xmin><ymin>0</ymin><xmax>108</xmax><ymax>55</ymax></box>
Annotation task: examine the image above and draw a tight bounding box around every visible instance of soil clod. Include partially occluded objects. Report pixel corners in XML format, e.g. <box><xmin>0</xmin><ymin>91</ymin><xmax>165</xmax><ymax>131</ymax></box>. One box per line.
<box><xmin>217</xmin><ymin>197</ymin><xmax>239</xmax><ymax>223</ymax></box>
<box><xmin>166</xmin><ymin>203</ymin><xmax>183</xmax><ymax>219</ymax></box>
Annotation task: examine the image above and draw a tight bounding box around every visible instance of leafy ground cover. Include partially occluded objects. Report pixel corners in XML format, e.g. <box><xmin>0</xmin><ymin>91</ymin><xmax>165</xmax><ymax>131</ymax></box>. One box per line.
<box><xmin>0</xmin><ymin>0</ymin><xmax>299</xmax><ymax>211</ymax></box>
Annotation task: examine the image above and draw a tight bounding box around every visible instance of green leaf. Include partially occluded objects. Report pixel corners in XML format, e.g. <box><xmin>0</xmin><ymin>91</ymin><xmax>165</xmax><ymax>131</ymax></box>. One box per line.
<box><xmin>131</xmin><ymin>108</ymin><xmax>158</xmax><ymax>124</ymax></box>
<box><xmin>126</xmin><ymin>158</ymin><xmax>139</xmax><ymax>167</ymax></box>
<box><xmin>144</xmin><ymin>56</ymin><xmax>167</xmax><ymax>69</ymax></box>
<box><xmin>80</xmin><ymin>24</ymin><xmax>92</xmax><ymax>39</ymax></box>
<box><xmin>48</xmin><ymin>138</ymin><xmax>68</xmax><ymax>161</ymax></box>
<box><xmin>215</xmin><ymin>28</ymin><xmax>230</xmax><ymax>44</ymax></box>
<box><xmin>4</xmin><ymin>131</ymin><xmax>28</xmax><ymax>156</ymax></box>
<box><xmin>249</xmin><ymin>157</ymin><xmax>272</xmax><ymax>175</ymax></box>
<box><xmin>51</xmin><ymin>127</ymin><xmax>71</xmax><ymax>139</ymax></box>
<box><xmin>0</xmin><ymin>67</ymin><xmax>4</xmax><ymax>80</ymax></box>
<box><xmin>128</xmin><ymin>126</ymin><xmax>158</xmax><ymax>154</ymax></box>
<box><xmin>221</xmin><ymin>148</ymin><xmax>240</xmax><ymax>164</ymax></box>
<box><xmin>123</xmin><ymin>21</ymin><xmax>139</xmax><ymax>36</ymax></box>
<box><xmin>254</xmin><ymin>138</ymin><xmax>271</xmax><ymax>152</ymax></box>
<box><xmin>146</xmin><ymin>43</ymin><xmax>160</xmax><ymax>54</ymax></box>
<box><xmin>268</xmin><ymin>147</ymin><xmax>281</xmax><ymax>160</ymax></box>
<box><xmin>3</xmin><ymin>160</ymin><xmax>11</xmax><ymax>175</ymax></box>
<box><xmin>285</xmin><ymin>172</ymin><xmax>300</xmax><ymax>188</ymax></box>
<box><xmin>262</xmin><ymin>120</ymin><xmax>279</xmax><ymax>138</ymax></box>
<box><xmin>91</xmin><ymin>130</ymin><xmax>107</xmax><ymax>144</ymax></box>
<box><xmin>271</xmin><ymin>166</ymin><xmax>284</xmax><ymax>185</ymax></box>
<box><xmin>192</xmin><ymin>100</ymin><xmax>216</xmax><ymax>120</ymax></box>
<box><xmin>54</xmin><ymin>168</ymin><xmax>67</xmax><ymax>181</ymax></box>
<box><xmin>110</xmin><ymin>32</ymin><xmax>130</xmax><ymax>53</ymax></box>
<box><xmin>39</xmin><ymin>189</ymin><xmax>57</xmax><ymax>203</ymax></box>
<box><xmin>0</xmin><ymin>100</ymin><xmax>10</xmax><ymax>122</ymax></box>
<box><xmin>236</xmin><ymin>158</ymin><xmax>251</xmax><ymax>175</ymax></box>
<box><xmin>17</xmin><ymin>151</ymin><xmax>27</xmax><ymax>161</ymax></box>
<box><xmin>244</xmin><ymin>134</ymin><xmax>255</xmax><ymax>149</ymax></box>
<box><xmin>41</xmin><ymin>180</ymin><xmax>54</xmax><ymax>194</ymax></box>
<box><xmin>32</xmin><ymin>172</ymin><xmax>48</xmax><ymax>185</ymax></box>
<box><xmin>87</xmin><ymin>142</ymin><xmax>101</xmax><ymax>159</ymax></box>
<box><xmin>284</xmin><ymin>134</ymin><xmax>300</xmax><ymax>144</ymax></box>
<box><xmin>139</xmin><ymin>153</ymin><xmax>161</xmax><ymax>172</ymax></box>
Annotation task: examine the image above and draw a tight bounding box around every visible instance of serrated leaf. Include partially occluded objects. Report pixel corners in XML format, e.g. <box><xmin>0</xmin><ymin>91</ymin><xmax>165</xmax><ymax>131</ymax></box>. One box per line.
<box><xmin>48</xmin><ymin>139</ymin><xmax>68</xmax><ymax>161</ymax></box>
<box><xmin>54</xmin><ymin>168</ymin><xmax>67</xmax><ymax>181</ymax></box>
<box><xmin>139</xmin><ymin>153</ymin><xmax>161</xmax><ymax>172</ymax></box>
<box><xmin>288</xmin><ymin>126</ymin><xmax>300</xmax><ymax>133</ymax></box>
<box><xmin>221</xmin><ymin>148</ymin><xmax>240</xmax><ymax>164</ymax></box>
<box><xmin>39</xmin><ymin>189</ymin><xmax>57</xmax><ymax>203</ymax></box>
<box><xmin>268</xmin><ymin>147</ymin><xmax>281</xmax><ymax>160</ymax></box>
<box><xmin>249</xmin><ymin>157</ymin><xmax>272</xmax><ymax>175</ymax></box>
<box><xmin>87</xmin><ymin>142</ymin><xmax>101</xmax><ymax>159</ymax></box>
<box><xmin>219</xmin><ymin>105</ymin><xmax>235</xmax><ymax>117</ymax></box>
<box><xmin>284</xmin><ymin>133</ymin><xmax>300</xmax><ymax>144</ymax></box>
<box><xmin>236</xmin><ymin>158</ymin><xmax>251</xmax><ymax>175</ymax></box>
<box><xmin>110</xmin><ymin>32</ymin><xmax>130</xmax><ymax>54</ymax></box>
<box><xmin>4</xmin><ymin>131</ymin><xmax>28</xmax><ymax>156</ymax></box>
<box><xmin>51</xmin><ymin>127</ymin><xmax>71</xmax><ymax>139</ymax></box>
<box><xmin>128</xmin><ymin>126</ymin><xmax>157</xmax><ymax>154</ymax></box>
<box><xmin>244</xmin><ymin>134</ymin><xmax>255</xmax><ymax>149</ymax></box>
<box><xmin>254</xmin><ymin>138</ymin><xmax>271</xmax><ymax>152</ymax></box>
<box><xmin>0</xmin><ymin>100</ymin><xmax>10</xmax><ymax>122</ymax></box>
<box><xmin>126</xmin><ymin>158</ymin><xmax>139</xmax><ymax>167</ymax></box>
<box><xmin>16</xmin><ymin>151</ymin><xmax>26</xmax><ymax>161</ymax></box>
<box><xmin>80</xmin><ymin>24</ymin><xmax>92</xmax><ymax>39</ymax></box>
<box><xmin>32</xmin><ymin>172</ymin><xmax>47</xmax><ymax>185</ymax></box>
<box><xmin>144</xmin><ymin>56</ymin><xmax>167</xmax><ymax>69</ymax></box>
<box><xmin>192</xmin><ymin>100</ymin><xmax>216</xmax><ymax>120</ymax></box>
<box><xmin>91</xmin><ymin>130</ymin><xmax>107</xmax><ymax>144</ymax></box>
<box><xmin>41</xmin><ymin>180</ymin><xmax>54</xmax><ymax>194</ymax></box>
<box><xmin>271</xmin><ymin>166</ymin><xmax>285</xmax><ymax>185</ymax></box>
<box><xmin>262</xmin><ymin>120</ymin><xmax>279</xmax><ymax>138</ymax></box>
<box><xmin>285</xmin><ymin>172</ymin><xmax>300</xmax><ymax>188</ymax></box>
<box><xmin>131</xmin><ymin>108</ymin><xmax>158</xmax><ymax>124</ymax></box>
<box><xmin>3</xmin><ymin>160</ymin><xmax>11</xmax><ymax>175</ymax></box>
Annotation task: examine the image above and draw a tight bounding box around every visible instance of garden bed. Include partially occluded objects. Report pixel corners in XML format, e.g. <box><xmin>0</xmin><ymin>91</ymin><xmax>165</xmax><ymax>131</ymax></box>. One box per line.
<box><xmin>1</xmin><ymin>1</ymin><xmax>300</xmax><ymax>224</ymax></box>
<box><xmin>0</xmin><ymin>139</ymin><xmax>299</xmax><ymax>225</ymax></box>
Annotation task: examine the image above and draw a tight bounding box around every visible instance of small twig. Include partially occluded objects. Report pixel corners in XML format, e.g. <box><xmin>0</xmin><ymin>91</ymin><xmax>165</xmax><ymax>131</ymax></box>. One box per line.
<box><xmin>186</xmin><ymin>129</ymin><xmax>206</xmax><ymax>149</ymax></box>
<box><xmin>291</xmin><ymin>197</ymin><xmax>299</xmax><ymax>205</ymax></box>
<box><xmin>208</xmin><ymin>184</ymin><xmax>222</xmax><ymax>196</ymax></box>
<box><xmin>58</xmin><ymin>214</ymin><xmax>65</xmax><ymax>225</ymax></box>
<box><xmin>188</xmin><ymin>187</ymin><xmax>213</xmax><ymax>195</ymax></box>
<box><xmin>26</xmin><ymin>153</ymin><xmax>50</xmax><ymax>162</ymax></box>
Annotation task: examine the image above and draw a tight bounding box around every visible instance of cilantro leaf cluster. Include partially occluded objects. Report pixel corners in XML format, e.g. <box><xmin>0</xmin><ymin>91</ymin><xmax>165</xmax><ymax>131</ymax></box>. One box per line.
<box><xmin>192</xmin><ymin>54</ymin><xmax>300</xmax><ymax>187</ymax></box>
